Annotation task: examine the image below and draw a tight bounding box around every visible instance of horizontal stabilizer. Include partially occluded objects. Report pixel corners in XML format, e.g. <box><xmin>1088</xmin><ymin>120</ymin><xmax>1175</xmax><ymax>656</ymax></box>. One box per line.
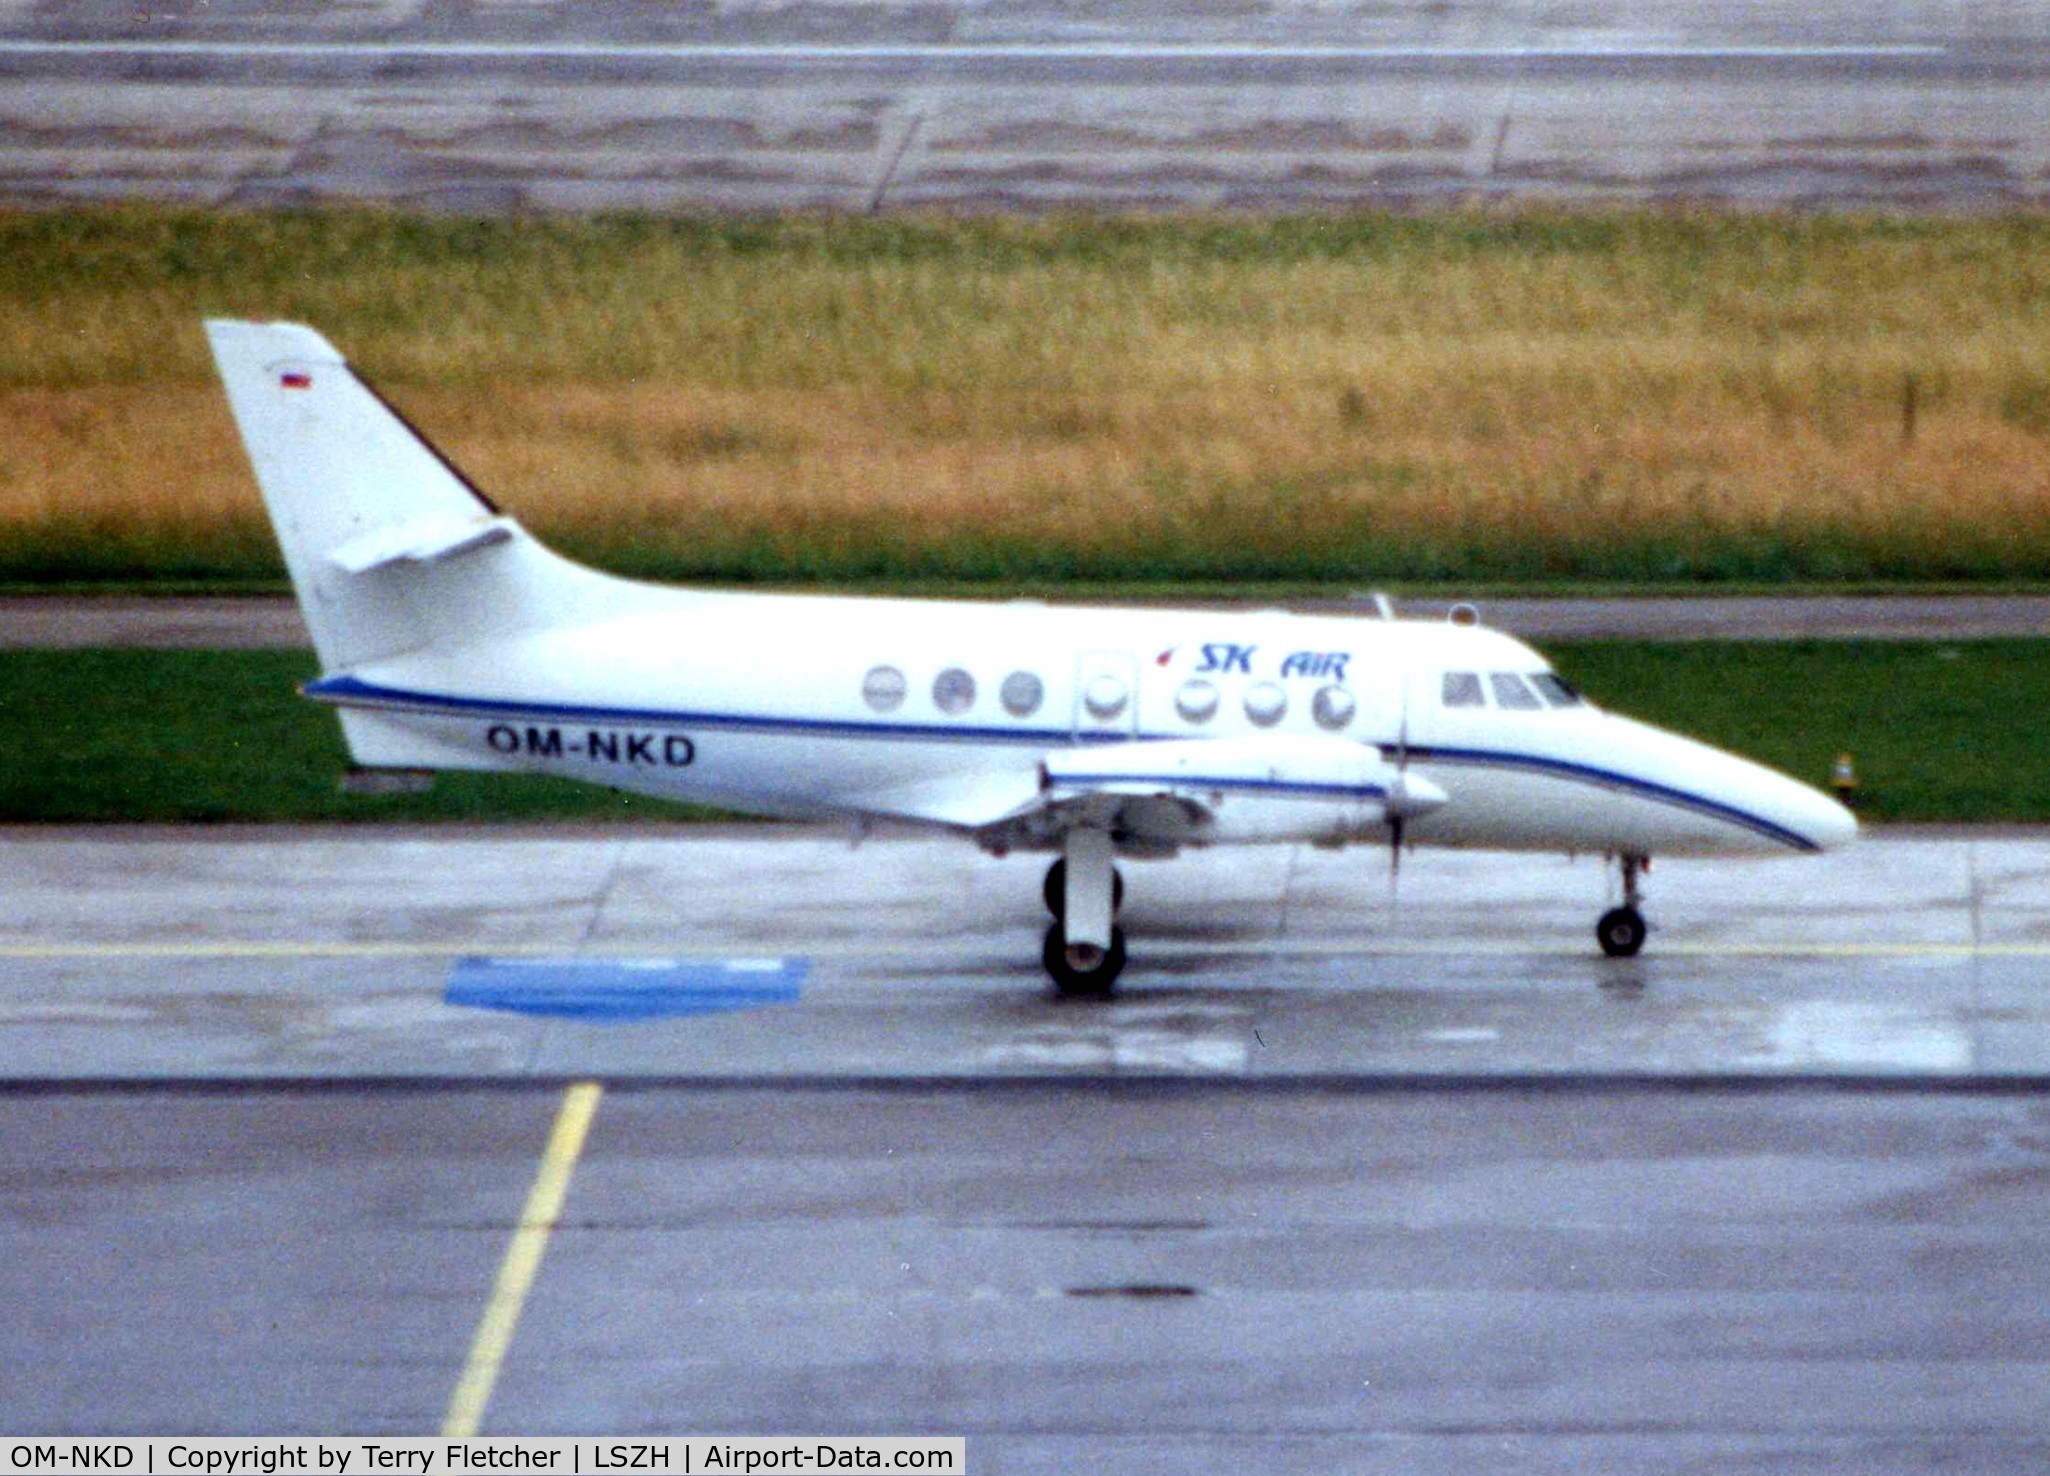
<box><xmin>329</xmin><ymin>513</ymin><xmax>516</xmax><ymax>575</ymax></box>
<box><xmin>206</xmin><ymin>317</ymin><xmax>671</xmax><ymax>706</ymax></box>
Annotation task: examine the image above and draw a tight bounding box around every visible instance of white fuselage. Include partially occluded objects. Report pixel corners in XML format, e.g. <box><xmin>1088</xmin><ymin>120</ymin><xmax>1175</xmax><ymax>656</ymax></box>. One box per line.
<box><xmin>205</xmin><ymin>315</ymin><xmax>1858</xmax><ymax>985</ymax></box>
<box><xmin>308</xmin><ymin>587</ymin><xmax>1857</xmax><ymax>861</ymax></box>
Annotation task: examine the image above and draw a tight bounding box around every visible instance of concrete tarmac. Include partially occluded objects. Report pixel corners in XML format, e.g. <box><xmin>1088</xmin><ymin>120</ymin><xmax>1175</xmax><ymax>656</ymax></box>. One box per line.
<box><xmin>4</xmin><ymin>826</ymin><xmax>2049</xmax><ymax>1079</ymax></box>
<box><xmin>5</xmin><ymin>1082</ymin><xmax>2049</xmax><ymax>1466</ymax></box>
<box><xmin>5</xmin><ymin>825</ymin><xmax>2050</xmax><ymax>1459</ymax></box>
<box><xmin>0</xmin><ymin>0</ymin><xmax>2043</xmax><ymax>211</ymax></box>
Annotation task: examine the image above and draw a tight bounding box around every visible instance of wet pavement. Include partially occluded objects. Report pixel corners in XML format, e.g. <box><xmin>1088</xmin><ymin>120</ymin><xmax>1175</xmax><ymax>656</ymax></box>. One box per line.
<box><xmin>5</xmin><ymin>830</ymin><xmax>2049</xmax><ymax>1459</ymax></box>
<box><xmin>3</xmin><ymin>826</ymin><xmax>2047</xmax><ymax>1079</ymax></box>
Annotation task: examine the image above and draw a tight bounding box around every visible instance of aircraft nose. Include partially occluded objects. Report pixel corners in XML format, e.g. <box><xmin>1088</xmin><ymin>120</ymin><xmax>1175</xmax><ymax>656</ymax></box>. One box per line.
<box><xmin>1623</xmin><ymin>716</ymin><xmax>1862</xmax><ymax>856</ymax></box>
<box><xmin>1755</xmin><ymin>763</ymin><xmax>1859</xmax><ymax>853</ymax></box>
<box><xmin>1798</xmin><ymin>786</ymin><xmax>1860</xmax><ymax>852</ymax></box>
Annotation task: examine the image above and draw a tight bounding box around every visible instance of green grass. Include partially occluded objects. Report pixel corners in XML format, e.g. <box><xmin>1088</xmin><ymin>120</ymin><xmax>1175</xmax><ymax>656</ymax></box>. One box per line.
<box><xmin>6</xmin><ymin>206</ymin><xmax>2050</xmax><ymax>590</ymax></box>
<box><xmin>1547</xmin><ymin>641</ymin><xmax>2050</xmax><ymax>823</ymax></box>
<box><xmin>2</xmin><ymin>643</ymin><xmax>2044</xmax><ymax>824</ymax></box>
<box><xmin>0</xmin><ymin>650</ymin><xmax>715</xmax><ymax>824</ymax></box>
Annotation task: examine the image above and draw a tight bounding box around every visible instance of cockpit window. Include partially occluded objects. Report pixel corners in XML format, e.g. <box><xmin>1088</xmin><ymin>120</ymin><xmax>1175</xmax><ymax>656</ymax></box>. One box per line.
<box><xmin>1528</xmin><ymin>673</ymin><xmax>1584</xmax><ymax>708</ymax></box>
<box><xmin>1442</xmin><ymin>671</ymin><xmax>1484</xmax><ymax>708</ymax></box>
<box><xmin>1490</xmin><ymin>672</ymin><xmax>1544</xmax><ymax>710</ymax></box>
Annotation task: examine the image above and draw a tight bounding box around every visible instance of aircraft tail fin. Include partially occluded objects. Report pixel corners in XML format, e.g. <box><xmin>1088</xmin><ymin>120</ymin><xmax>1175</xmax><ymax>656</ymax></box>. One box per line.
<box><xmin>205</xmin><ymin>319</ymin><xmax>634</xmax><ymax>675</ymax></box>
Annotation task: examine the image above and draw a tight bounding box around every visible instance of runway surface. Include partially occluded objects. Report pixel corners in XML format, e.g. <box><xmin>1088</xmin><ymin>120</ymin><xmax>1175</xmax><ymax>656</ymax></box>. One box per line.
<box><xmin>0</xmin><ymin>0</ymin><xmax>2043</xmax><ymax>210</ymax></box>
<box><xmin>4</xmin><ymin>827</ymin><xmax>2050</xmax><ymax>1460</ymax></box>
<box><xmin>5</xmin><ymin>593</ymin><xmax>2048</xmax><ymax>649</ymax></box>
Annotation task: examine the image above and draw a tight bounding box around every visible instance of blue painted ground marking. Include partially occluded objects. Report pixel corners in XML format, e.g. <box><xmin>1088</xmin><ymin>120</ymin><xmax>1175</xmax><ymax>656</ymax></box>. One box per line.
<box><xmin>446</xmin><ymin>956</ymin><xmax>806</xmax><ymax>1021</ymax></box>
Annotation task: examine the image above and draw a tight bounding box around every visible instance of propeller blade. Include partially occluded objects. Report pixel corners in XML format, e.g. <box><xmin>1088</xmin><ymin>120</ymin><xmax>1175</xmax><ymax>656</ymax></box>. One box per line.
<box><xmin>1389</xmin><ymin>687</ymin><xmax>1410</xmax><ymax>896</ymax></box>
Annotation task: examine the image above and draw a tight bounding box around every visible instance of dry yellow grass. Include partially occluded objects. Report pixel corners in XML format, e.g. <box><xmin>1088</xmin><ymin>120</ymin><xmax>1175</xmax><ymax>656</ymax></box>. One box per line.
<box><xmin>1</xmin><ymin>208</ymin><xmax>2047</xmax><ymax>584</ymax></box>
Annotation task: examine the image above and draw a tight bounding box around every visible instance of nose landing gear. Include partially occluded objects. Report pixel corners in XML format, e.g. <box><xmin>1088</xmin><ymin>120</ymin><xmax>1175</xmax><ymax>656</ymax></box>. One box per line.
<box><xmin>1597</xmin><ymin>852</ymin><xmax>1649</xmax><ymax>958</ymax></box>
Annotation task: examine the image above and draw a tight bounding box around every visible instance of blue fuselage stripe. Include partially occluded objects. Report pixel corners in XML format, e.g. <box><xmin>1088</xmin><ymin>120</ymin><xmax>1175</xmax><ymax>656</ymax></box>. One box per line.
<box><xmin>1398</xmin><ymin>744</ymin><xmax>1819</xmax><ymax>853</ymax></box>
<box><xmin>307</xmin><ymin>675</ymin><xmax>1817</xmax><ymax>850</ymax></box>
<box><xmin>307</xmin><ymin>673</ymin><xmax>1089</xmax><ymax>746</ymax></box>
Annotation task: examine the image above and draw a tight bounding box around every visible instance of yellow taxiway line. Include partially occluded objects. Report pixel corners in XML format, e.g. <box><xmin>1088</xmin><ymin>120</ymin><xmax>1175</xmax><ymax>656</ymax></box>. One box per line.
<box><xmin>442</xmin><ymin>1080</ymin><xmax>603</xmax><ymax>1438</ymax></box>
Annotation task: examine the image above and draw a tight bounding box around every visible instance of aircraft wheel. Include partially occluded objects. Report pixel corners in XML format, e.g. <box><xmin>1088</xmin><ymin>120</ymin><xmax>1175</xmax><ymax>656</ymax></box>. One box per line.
<box><xmin>1041</xmin><ymin>860</ymin><xmax>1125</xmax><ymax>921</ymax></box>
<box><xmin>1596</xmin><ymin>905</ymin><xmax>1647</xmax><ymax>958</ymax></box>
<box><xmin>1043</xmin><ymin>923</ymin><xmax>1127</xmax><ymax>997</ymax></box>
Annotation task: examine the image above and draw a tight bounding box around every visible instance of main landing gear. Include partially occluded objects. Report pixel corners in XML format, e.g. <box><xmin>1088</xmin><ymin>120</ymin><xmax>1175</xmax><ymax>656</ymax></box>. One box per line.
<box><xmin>1041</xmin><ymin>858</ymin><xmax>1125</xmax><ymax>921</ymax></box>
<box><xmin>1597</xmin><ymin>852</ymin><xmax>1649</xmax><ymax>958</ymax></box>
<box><xmin>1041</xmin><ymin>832</ymin><xmax>1127</xmax><ymax>996</ymax></box>
<box><xmin>1043</xmin><ymin>921</ymin><xmax>1127</xmax><ymax>997</ymax></box>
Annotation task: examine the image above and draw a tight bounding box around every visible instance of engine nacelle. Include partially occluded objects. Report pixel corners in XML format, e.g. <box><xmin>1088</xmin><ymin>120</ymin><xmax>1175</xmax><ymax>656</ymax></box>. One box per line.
<box><xmin>1041</xmin><ymin>735</ymin><xmax>1447</xmax><ymax>845</ymax></box>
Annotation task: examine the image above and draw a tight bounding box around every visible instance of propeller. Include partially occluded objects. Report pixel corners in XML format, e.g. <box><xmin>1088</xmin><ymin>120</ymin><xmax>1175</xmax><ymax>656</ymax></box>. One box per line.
<box><xmin>1387</xmin><ymin>697</ymin><xmax>1411</xmax><ymax>895</ymax></box>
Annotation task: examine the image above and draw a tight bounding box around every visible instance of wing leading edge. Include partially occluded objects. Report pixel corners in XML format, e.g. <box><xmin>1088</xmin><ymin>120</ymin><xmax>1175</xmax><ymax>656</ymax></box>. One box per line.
<box><xmin>848</xmin><ymin>734</ymin><xmax>1446</xmax><ymax>850</ymax></box>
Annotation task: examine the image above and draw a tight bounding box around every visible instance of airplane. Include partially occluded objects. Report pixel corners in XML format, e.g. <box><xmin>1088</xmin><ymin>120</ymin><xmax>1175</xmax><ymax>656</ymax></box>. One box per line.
<box><xmin>206</xmin><ymin>319</ymin><xmax>1859</xmax><ymax>995</ymax></box>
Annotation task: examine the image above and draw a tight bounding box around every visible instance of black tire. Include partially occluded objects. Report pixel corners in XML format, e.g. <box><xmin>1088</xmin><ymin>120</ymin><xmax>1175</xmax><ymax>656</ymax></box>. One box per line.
<box><xmin>1043</xmin><ymin>923</ymin><xmax>1127</xmax><ymax>997</ymax></box>
<box><xmin>1041</xmin><ymin>859</ymin><xmax>1125</xmax><ymax>921</ymax></box>
<box><xmin>1596</xmin><ymin>906</ymin><xmax>1647</xmax><ymax>958</ymax></box>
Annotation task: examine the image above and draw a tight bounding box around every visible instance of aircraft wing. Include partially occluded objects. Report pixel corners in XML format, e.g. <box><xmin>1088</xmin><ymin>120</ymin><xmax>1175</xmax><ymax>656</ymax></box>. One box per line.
<box><xmin>851</xmin><ymin>735</ymin><xmax>1443</xmax><ymax>845</ymax></box>
<box><xmin>846</xmin><ymin>767</ymin><xmax>1048</xmax><ymax>830</ymax></box>
<box><xmin>1043</xmin><ymin>733</ymin><xmax>1429</xmax><ymax>818</ymax></box>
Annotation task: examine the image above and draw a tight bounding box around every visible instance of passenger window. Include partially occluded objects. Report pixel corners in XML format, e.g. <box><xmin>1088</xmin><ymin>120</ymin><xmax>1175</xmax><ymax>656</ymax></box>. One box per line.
<box><xmin>1083</xmin><ymin>673</ymin><xmax>1128</xmax><ymax>720</ymax></box>
<box><xmin>1311</xmin><ymin>685</ymin><xmax>1356</xmax><ymax>731</ymax></box>
<box><xmin>1244</xmin><ymin>682</ymin><xmax>1287</xmax><ymax>728</ymax></box>
<box><xmin>1442</xmin><ymin>672</ymin><xmax>1484</xmax><ymax>708</ymax></box>
<box><xmin>1000</xmin><ymin>670</ymin><xmax>1044</xmax><ymax>717</ymax></box>
<box><xmin>1490</xmin><ymin>672</ymin><xmax>1543</xmax><ymax>710</ymax></box>
<box><xmin>1529</xmin><ymin>673</ymin><xmax>1584</xmax><ymax>708</ymax></box>
<box><xmin>1175</xmin><ymin>678</ymin><xmax>1220</xmax><ymax>724</ymax></box>
<box><xmin>932</xmin><ymin>667</ymin><xmax>977</xmax><ymax>714</ymax></box>
<box><xmin>862</xmin><ymin>665</ymin><xmax>907</xmax><ymax>713</ymax></box>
